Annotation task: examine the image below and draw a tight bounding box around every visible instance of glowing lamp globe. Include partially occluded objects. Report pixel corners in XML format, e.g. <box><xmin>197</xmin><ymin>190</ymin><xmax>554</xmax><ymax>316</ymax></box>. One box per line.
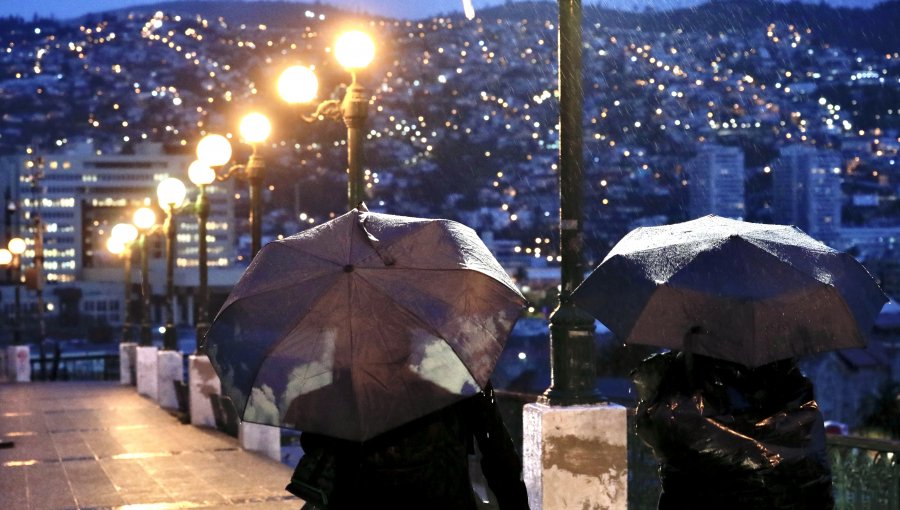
<box><xmin>8</xmin><ymin>237</ymin><xmax>26</xmax><ymax>255</ymax></box>
<box><xmin>240</xmin><ymin>113</ymin><xmax>272</xmax><ymax>144</ymax></box>
<box><xmin>133</xmin><ymin>207</ymin><xmax>157</xmax><ymax>230</ymax></box>
<box><xmin>335</xmin><ymin>31</ymin><xmax>375</xmax><ymax>70</ymax></box>
<box><xmin>0</xmin><ymin>248</ymin><xmax>12</xmax><ymax>266</ymax></box>
<box><xmin>111</xmin><ymin>223</ymin><xmax>139</xmax><ymax>244</ymax></box>
<box><xmin>188</xmin><ymin>160</ymin><xmax>217</xmax><ymax>186</ymax></box>
<box><xmin>278</xmin><ymin>66</ymin><xmax>319</xmax><ymax>104</ymax></box>
<box><xmin>157</xmin><ymin>177</ymin><xmax>187</xmax><ymax>208</ymax></box>
<box><xmin>107</xmin><ymin>237</ymin><xmax>126</xmax><ymax>255</ymax></box>
<box><xmin>197</xmin><ymin>134</ymin><xmax>233</xmax><ymax>166</ymax></box>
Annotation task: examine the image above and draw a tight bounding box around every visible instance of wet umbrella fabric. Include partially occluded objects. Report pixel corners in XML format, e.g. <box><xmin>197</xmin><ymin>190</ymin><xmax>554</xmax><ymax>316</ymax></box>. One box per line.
<box><xmin>205</xmin><ymin>208</ymin><xmax>526</xmax><ymax>441</ymax></box>
<box><xmin>572</xmin><ymin>215</ymin><xmax>887</xmax><ymax>367</ymax></box>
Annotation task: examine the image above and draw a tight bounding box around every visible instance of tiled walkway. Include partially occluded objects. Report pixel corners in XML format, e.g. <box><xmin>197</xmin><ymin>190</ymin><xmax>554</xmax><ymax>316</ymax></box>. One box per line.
<box><xmin>0</xmin><ymin>382</ymin><xmax>297</xmax><ymax>510</ymax></box>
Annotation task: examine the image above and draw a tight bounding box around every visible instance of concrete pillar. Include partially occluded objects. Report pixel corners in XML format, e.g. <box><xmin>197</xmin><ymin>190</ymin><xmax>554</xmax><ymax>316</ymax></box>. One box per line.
<box><xmin>188</xmin><ymin>354</ymin><xmax>221</xmax><ymax>427</ymax></box>
<box><xmin>239</xmin><ymin>422</ymin><xmax>281</xmax><ymax>462</ymax></box>
<box><xmin>136</xmin><ymin>346</ymin><xmax>159</xmax><ymax>400</ymax></box>
<box><xmin>5</xmin><ymin>345</ymin><xmax>31</xmax><ymax>382</ymax></box>
<box><xmin>157</xmin><ymin>350</ymin><xmax>184</xmax><ymax>410</ymax></box>
<box><xmin>523</xmin><ymin>402</ymin><xmax>628</xmax><ymax>510</ymax></box>
<box><xmin>119</xmin><ymin>342</ymin><xmax>138</xmax><ymax>385</ymax></box>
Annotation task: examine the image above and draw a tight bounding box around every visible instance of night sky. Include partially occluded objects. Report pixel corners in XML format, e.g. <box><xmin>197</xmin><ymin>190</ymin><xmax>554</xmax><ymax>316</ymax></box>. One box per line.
<box><xmin>0</xmin><ymin>0</ymin><xmax>888</xmax><ymax>21</ymax></box>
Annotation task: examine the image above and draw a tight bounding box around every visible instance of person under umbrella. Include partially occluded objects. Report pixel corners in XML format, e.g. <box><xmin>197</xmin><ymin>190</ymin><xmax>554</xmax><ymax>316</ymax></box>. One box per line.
<box><xmin>572</xmin><ymin>215</ymin><xmax>888</xmax><ymax>510</ymax></box>
<box><xmin>205</xmin><ymin>205</ymin><xmax>529</xmax><ymax>509</ymax></box>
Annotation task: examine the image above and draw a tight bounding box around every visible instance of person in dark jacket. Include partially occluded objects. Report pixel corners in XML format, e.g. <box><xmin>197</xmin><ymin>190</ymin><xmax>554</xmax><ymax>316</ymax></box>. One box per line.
<box><xmin>286</xmin><ymin>383</ymin><xmax>529</xmax><ymax>510</ymax></box>
<box><xmin>632</xmin><ymin>351</ymin><xmax>834</xmax><ymax>510</ymax></box>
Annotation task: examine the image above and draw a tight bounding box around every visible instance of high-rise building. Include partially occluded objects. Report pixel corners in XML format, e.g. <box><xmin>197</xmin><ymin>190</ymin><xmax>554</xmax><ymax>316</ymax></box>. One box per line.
<box><xmin>0</xmin><ymin>143</ymin><xmax>236</xmax><ymax>283</ymax></box>
<box><xmin>686</xmin><ymin>144</ymin><xmax>745</xmax><ymax>219</ymax></box>
<box><xmin>772</xmin><ymin>145</ymin><xmax>842</xmax><ymax>241</ymax></box>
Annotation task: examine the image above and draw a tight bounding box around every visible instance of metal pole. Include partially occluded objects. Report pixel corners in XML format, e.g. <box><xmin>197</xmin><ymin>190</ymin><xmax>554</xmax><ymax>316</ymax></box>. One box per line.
<box><xmin>33</xmin><ymin>157</ymin><xmax>46</xmax><ymax>367</ymax></box>
<box><xmin>195</xmin><ymin>184</ymin><xmax>210</xmax><ymax>353</ymax></box>
<box><xmin>540</xmin><ymin>0</ymin><xmax>600</xmax><ymax>406</ymax></box>
<box><xmin>139</xmin><ymin>233</ymin><xmax>152</xmax><ymax>346</ymax></box>
<box><xmin>246</xmin><ymin>149</ymin><xmax>265</xmax><ymax>259</ymax></box>
<box><xmin>35</xmin><ymin>215</ymin><xmax>46</xmax><ymax>375</ymax></box>
<box><xmin>163</xmin><ymin>204</ymin><xmax>177</xmax><ymax>350</ymax></box>
<box><xmin>342</xmin><ymin>72</ymin><xmax>368</xmax><ymax>210</ymax></box>
<box><xmin>12</xmin><ymin>254</ymin><xmax>21</xmax><ymax>345</ymax></box>
<box><xmin>122</xmin><ymin>243</ymin><xmax>134</xmax><ymax>343</ymax></box>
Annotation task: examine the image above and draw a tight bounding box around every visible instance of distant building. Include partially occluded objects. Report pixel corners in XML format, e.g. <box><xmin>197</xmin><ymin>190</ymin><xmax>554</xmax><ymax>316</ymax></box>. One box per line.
<box><xmin>0</xmin><ymin>143</ymin><xmax>240</xmax><ymax>339</ymax></box>
<box><xmin>772</xmin><ymin>145</ymin><xmax>842</xmax><ymax>242</ymax></box>
<box><xmin>686</xmin><ymin>144</ymin><xmax>745</xmax><ymax>219</ymax></box>
<box><xmin>0</xmin><ymin>143</ymin><xmax>236</xmax><ymax>283</ymax></box>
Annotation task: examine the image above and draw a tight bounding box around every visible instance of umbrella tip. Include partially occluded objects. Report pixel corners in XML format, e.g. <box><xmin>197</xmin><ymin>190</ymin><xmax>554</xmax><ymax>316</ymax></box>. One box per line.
<box><xmin>357</xmin><ymin>202</ymin><xmax>369</xmax><ymax>212</ymax></box>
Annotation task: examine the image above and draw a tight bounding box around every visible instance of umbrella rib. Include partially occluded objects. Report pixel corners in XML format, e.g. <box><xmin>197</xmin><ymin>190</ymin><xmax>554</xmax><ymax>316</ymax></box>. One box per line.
<box><xmin>230</xmin><ymin>281</ymin><xmax>342</xmax><ymax>421</ymax></box>
<box><xmin>216</xmin><ymin>271</ymin><xmax>339</xmax><ymax>321</ymax></box>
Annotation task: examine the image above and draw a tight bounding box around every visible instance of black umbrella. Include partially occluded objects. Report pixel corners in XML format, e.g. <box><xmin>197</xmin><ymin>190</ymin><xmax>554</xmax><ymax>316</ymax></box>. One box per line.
<box><xmin>572</xmin><ymin>215</ymin><xmax>888</xmax><ymax>367</ymax></box>
<box><xmin>205</xmin><ymin>207</ymin><xmax>525</xmax><ymax>441</ymax></box>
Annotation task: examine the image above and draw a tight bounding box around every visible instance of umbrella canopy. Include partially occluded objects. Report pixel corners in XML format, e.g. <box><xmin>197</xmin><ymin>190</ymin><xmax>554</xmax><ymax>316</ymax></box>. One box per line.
<box><xmin>572</xmin><ymin>215</ymin><xmax>887</xmax><ymax>367</ymax></box>
<box><xmin>206</xmin><ymin>207</ymin><xmax>525</xmax><ymax>441</ymax></box>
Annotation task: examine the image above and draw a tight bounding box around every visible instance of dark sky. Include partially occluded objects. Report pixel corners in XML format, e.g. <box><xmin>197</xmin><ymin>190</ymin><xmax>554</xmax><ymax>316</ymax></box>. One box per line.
<box><xmin>0</xmin><ymin>0</ymin><xmax>887</xmax><ymax>21</ymax></box>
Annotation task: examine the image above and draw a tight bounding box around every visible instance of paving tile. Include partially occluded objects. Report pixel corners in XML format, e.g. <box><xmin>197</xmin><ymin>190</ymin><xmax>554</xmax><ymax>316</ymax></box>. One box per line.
<box><xmin>0</xmin><ymin>381</ymin><xmax>295</xmax><ymax>509</ymax></box>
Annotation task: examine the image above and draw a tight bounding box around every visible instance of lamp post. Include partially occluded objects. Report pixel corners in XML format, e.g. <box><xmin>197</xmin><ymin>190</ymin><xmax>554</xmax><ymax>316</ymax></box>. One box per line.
<box><xmin>277</xmin><ymin>30</ymin><xmax>376</xmax><ymax>211</ymax></box>
<box><xmin>108</xmin><ymin>223</ymin><xmax>139</xmax><ymax>344</ymax></box>
<box><xmin>157</xmin><ymin>178</ymin><xmax>188</xmax><ymax>351</ymax></box>
<box><xmin>187</xmin><ymin>160</ymin><xmax>216</xmax><ymax>352</ymax></box>
<box><xmin>7</xmin><ymin>237</ymin><xmax>26</xmax><ymax>345</ymax></box>
<box><xmin>540</xmin><ymin>0</ymin><xmax>600</xmax><ymax>405</ymax></box>
<box><xmin>133</xmin><ymin>207</ymin><xmax>157</xmax><ymax>346</ymax></box>
<box><xmin>196</xmin><ymin>111</ymin><xmax>271</xmax><ymax>260</ymax></box>
<box><xmin>0</xmin><ymin>248</ymin><xmax>13</xmax><ymax>341</ymax></box>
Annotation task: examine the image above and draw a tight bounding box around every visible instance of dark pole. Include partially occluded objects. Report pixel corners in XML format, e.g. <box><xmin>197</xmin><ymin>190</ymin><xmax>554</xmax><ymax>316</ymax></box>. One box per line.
<box><xmin>139</xmin><ymin>233</ymin><xmax>152</xmax><ymax>346</ymax></box>
<box><xmin>12</xmin><ymin>254</ymin><xmax>21</xmax><ymax>345</ymax></box>
<box><xmin>122</xmin><ymin>243</ymin><xmax>134</xmax><ymax>343</ymax></box>
<box><xmin>194</xmin><ymin>184</ymin><xmax>210</xmax><ymax>352</ymax></box>
<box><xmin>246</xmin><ymin>147</ymin><xmax>265</xmax><ymax>259</ymax></box>
<box><xmin>163</xmin><ymin>204</ymin><xmax>178</xmax><ymax>350</ymax></box>
<box><xmin>540</xmin><ymin>0</ymin><xmax>600</xmax><ymax>406</ymax></box>
<box><xmin>342</xmin><ymin>72</ymin><xmax>368</xmax><ymax>210</ymax></box>
<box><xmin>4</xmin><ymin>188</ymin><xmax>13</xmax><ymax>283</ymax></box>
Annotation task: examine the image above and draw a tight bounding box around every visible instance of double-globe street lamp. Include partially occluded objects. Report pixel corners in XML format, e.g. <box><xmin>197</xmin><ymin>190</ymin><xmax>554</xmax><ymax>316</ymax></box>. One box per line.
<box><xmin>106</xmin><ymin>223</ymin><xmax>139</xmax><ymax>344</ymax></box>
<box><xmin>157</xmin><ymin>178</ymin><xmax>188</xmax><ymax>351</ymax></box>
<box><xmin>277</xmin><ymin>30</ymin><xmax>376</xmax><ymax>211</ymax></box>
<box><xmin>187</xmin><ymin>161</ymin><xmax>216</xmax><ymax>351</ymax></box>
<box><xmin>196</xmin><ymin>112</ymin><xmax>271</xmax><ymax>260</ymax></box>
<box><xmin>0</xmin><ymin>237</ymin><xmax>27</xmax><ymax>344</ymax></box>
<box><xmin>133</xmin><ymin>207</ymin><xmax>159</xmax><ymax>346</ymax></box>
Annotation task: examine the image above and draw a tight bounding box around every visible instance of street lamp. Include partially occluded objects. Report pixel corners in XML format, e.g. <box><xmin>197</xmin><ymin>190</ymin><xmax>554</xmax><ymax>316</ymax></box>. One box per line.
<box><xmin>187</xmin><ymin>160</ymin><xmax>216</xmax><ymax>352</ymax></box>
<box><xmin>196</xmin><ymin>111</ymin><xmax>271</xmax><ymax>260</ymax></box>
<box><xmin>277</xmin><ymin>30</ymin><xmax>376</xmax><ymax>211</ymax></box>
<box><xmin>7</xmin><ymin>237</ymin><xmax>25</xmax><ymax>345</ymax></box>
<box><xmin>133</xmin><ymin>207</ymin><xmax>158</xmax><ymax>346</ymax></box>
<box><xmin>0</xmin><ymin>248</ymin><xmax>13</xmax><ymax>342</ymax></box>
<box><xmin>157</xmin><ymin>178</ymin><xmax>188</xmax><ymax>351</ymax></box>
<box><xmin>540</xmin><ymin>0</ymin><xmax>600</xmax><ymax>405</ymax></box>
<box><xmin>109</xmin><ymin>223</ymin><xmax>139</xmax><ymax>344</ymax></box>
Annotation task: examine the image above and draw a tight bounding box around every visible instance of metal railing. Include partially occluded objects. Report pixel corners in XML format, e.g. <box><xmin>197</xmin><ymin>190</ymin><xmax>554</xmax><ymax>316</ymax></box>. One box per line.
<box><xmin>29</xmin><ymin>352</ymin><xmax>119</xmax><ymax>381</ymax></box>
<box><xmin>829</xmin><ymin>435</ymin><xmax>900</xmax><ymax>510</ymax></box>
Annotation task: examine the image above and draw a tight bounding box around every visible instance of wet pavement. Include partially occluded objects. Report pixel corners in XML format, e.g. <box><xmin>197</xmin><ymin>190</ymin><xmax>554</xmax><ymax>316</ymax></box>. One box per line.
<box><xmin>0</xmin><ymin>381</ymin><xmax>297</xmax><ymax>510</ymax></box>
